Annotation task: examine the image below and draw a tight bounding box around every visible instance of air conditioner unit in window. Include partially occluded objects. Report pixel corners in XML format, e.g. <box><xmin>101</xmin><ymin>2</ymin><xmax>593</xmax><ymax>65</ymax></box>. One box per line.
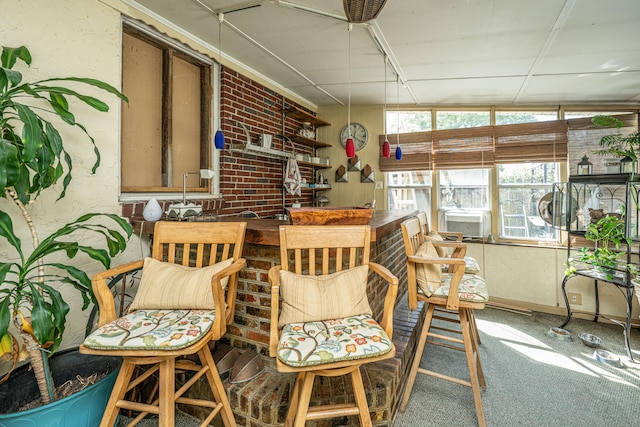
<box><xmin>438</xmin><ymin>210</ymin><xmax>491</xmax><ymax>238</ymax></box>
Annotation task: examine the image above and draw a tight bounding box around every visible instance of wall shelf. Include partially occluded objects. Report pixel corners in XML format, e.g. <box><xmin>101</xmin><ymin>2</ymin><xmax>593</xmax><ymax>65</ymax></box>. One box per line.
<box><xmin>287</xmin><ymin>134</ymin><xmax>331</xmax><ymax>149</ymax></box>
<box><xmin>228</xmin><ymin>142</ymin><xmax>293</xmax><ymax>160</ymax></box>
<box><xmin>281</xmin><ymin>106</ymin><xmax>331</xmax><ymax>128</ymax></box>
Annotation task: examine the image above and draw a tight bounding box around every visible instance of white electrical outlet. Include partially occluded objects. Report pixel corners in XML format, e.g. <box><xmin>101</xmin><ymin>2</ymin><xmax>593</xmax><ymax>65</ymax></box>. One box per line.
<box><xmin>375</xmin><ymin>181</ymin><xmax>383</xmax><ymax>189</ymax></box>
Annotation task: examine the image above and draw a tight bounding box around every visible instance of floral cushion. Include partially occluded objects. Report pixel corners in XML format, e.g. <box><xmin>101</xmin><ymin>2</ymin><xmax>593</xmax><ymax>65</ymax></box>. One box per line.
<box><xmin>432</xmin><ymin>273</ymin><xmax>489</xmax><ymax>303</ymax></box>
<box><xmin>277</xmin><ymin>314</ymin><xmax>393</xmax><ymax>368</ymax></box>
<box><xmin>83</xmin><ymin>309</ymin><xmax>215</xmax><ymax>351</ymax></box>
<box><xmin>441</xmin><ymin>256</ymin><xmax>481</xmax><ymax>275</ymax></box>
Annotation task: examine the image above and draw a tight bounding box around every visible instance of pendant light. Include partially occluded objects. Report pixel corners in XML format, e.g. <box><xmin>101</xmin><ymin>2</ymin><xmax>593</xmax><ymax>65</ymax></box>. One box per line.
<box><xmin>382</xmin><ymin>55</ymin><xmax>391</xmax><ymax>158</ymax></box>
<box><xmin>345</xmin><ymin>23</ymin><xmax>356</xmax><ymax>158</ymax></box>
<box><xmin>395</xmin><ymin>74</ymin><xmax>402</xmax><ymax>160</ymax></box>
<box><xmin>214</xmin><ymin>13</ymin><xmax>225</xmax><ymax>150</ymax></box>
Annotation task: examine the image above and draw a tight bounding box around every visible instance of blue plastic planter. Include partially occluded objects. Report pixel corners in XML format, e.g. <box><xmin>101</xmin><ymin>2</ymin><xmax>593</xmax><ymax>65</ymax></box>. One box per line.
<box><xmin>0</xmin><ymin>348</ymin><xmax>121</xmax><ymax>427</ymax></box>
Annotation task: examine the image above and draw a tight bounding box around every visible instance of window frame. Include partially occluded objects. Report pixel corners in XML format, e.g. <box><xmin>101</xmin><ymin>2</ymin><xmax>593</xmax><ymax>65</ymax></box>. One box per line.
<box><xmin>496</xmin><ymin>162</ymin><xmax>560</xmax><ymax>242</ymax></box>
<box><xmin>120</xmin><ymin>21</ymin><xmax>215</xmax><ymax>196</ymax></box>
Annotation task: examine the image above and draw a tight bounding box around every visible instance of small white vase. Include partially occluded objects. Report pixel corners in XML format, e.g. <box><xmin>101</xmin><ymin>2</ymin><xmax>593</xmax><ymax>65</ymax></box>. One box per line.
<box><xmin>143</xmin><ymin>198</ymin><xmax>162</xmax><ymax>222</ymax></box>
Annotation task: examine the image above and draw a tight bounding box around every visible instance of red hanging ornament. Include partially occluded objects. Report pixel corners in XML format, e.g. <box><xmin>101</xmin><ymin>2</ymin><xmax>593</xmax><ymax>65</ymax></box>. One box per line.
<box><xmin>382</xmin><ymin>139</ymin><xmax>391</xmax><ymax>158</ymax></box>
<box><xmin>345</xmin><ymin>137</ymin><xmax>356</xmax><ymax>158</ymax></box>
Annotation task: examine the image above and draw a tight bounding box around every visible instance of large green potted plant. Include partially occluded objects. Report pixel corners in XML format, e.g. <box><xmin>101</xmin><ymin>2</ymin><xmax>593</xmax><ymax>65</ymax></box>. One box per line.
<box><xmin>0</xmin><ymin>45</ymin><xmax>132</xmax><ymax>421</ymax></box>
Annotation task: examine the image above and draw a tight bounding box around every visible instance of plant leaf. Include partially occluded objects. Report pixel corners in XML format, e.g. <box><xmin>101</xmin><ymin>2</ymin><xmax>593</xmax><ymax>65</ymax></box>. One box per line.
<box><xmin>0</xmin><ymin>297</ymin><xmax>11</xmax><ymax>339</ymax></box>
<box><xmin>14</xmin><ymin>103</ymin><xmax>44</xmax><ymax>163</ymax></box>
<box><xmin>0</xmin><ymin>211</ymin><xmax>22</xmax><ymax>256</ymax></box>
<box><xmin>1</xmin><ymin>46</ymin><xmax>31</xmax><ymax>69</ymax></box>
<box><xmin>27</xmin><ymin>284</ymin><xmax>55</xmax><ymax>345</ymax></box>
<box><xmin>0</xmin><ymin>139</ymin><xmax>19</xmax><ymax>190</ymax></box>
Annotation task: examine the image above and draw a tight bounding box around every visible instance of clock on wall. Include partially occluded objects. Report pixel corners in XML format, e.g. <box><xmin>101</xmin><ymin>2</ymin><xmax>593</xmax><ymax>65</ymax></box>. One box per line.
<box><xmin>340</xmin><ymin>122</ymin><xmax>368</xmax><ymax>151</ymax></box>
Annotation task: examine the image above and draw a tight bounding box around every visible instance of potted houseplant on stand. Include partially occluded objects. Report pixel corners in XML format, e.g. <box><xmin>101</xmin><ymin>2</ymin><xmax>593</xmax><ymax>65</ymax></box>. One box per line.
<box><xmin>0</xmin><ymin>45</ymin><xmax>132</xmax><ymax>424</ymax></box>
<box><xmin>567</xmin><ymin>214</ymin><xmax>629</xmax><ymax>281</ymax></box>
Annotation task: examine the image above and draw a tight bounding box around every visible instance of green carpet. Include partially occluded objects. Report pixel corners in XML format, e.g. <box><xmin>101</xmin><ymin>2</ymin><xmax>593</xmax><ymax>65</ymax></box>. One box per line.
<box><xmin>393</xmin><ymin>308</ymin><xmax>640</xmax><ymax>427</ymax></box>
<box><xmin>116</xmin><ymin>308</ymin><xmax>640</xmax><ymax>426</ymax></box>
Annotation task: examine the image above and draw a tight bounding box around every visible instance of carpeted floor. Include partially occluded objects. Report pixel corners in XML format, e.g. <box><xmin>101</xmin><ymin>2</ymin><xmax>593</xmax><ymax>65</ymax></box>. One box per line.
<box><xmin>117</xmin><ymin>308</ymin><xmax>640</xmax><ymax>426</ymax></box>
<box><xmin>393</xmin><ymin>307</ymin><xmax>640</xmax><ymax>427</ymax></box>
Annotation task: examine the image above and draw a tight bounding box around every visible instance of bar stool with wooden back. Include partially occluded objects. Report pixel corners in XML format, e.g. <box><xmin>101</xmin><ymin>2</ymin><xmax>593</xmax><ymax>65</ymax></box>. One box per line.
<box><xmin>400</xmin><ymin>217</ymin><xmax>489</xmax><ymax>426</ymax></box>
<box><xmin>269</xmin><ymin>225</ymin><xmax>399</xmax><ymax>427</ymax></box>
<box><xmin>81</xmin><ymin>221</ymin><xmax>247</xmax><ymax>427</ymax></box>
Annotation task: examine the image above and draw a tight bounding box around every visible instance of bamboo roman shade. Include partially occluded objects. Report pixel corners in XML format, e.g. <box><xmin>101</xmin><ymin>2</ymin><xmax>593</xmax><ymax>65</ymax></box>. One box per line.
<box><xmin>432</xmin><ymin>125</ymin><xmax>494</xmax><ymax>169</ymax></box>
<box><xmin>494</xmin><ymin>119</ymin><xmax>568</xmax><ymax>163</ymax></box>
<box><xmin>379</xmin><ymin>132</ymin><xmax>432</xmax><ymax>171</ymax></box>
<box><xmin>379</xmin><ymin>118</ymin><xmax>579</xmax><ymax>170</ymax></box>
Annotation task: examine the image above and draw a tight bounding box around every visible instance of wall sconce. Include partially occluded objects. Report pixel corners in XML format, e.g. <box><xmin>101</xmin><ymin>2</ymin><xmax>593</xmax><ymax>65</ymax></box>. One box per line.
<box><xmin>167</xmin><ymin>169</ymin><xmax>215</xmax><ymax>219</ymax></box>
<box><xmin>577</xmin><ymin>155</ymin><xmax>592</xmax><ymax>175</ymax></box>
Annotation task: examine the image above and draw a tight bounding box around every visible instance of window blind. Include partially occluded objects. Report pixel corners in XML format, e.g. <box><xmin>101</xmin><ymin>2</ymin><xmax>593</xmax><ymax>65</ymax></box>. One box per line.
<box><xmin>431</xmin><ymin>126</ymin><xmax>494</xmax><ymax>169</ymax></box>
<box><xmin>494</xmin><ymin>119</ymin><xmax>568</xmax><ymax>164</ymax></box>
<box><xmin>378</xmin><ymin>132</ymin><xmax>432</xmax><ymax>171</ymax></box>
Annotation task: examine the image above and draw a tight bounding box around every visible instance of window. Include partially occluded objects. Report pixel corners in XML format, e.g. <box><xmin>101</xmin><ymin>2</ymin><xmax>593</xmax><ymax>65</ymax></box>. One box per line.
<box><xmin>498</xmin><ymin>163</ymin><xmax>559</xmax><ymax>241</ymax></box>
<box><xmin>438</xmin><ymin>169</ymin><xmax>490</xmax><ymax>210</ymax></box>
<box><xmin>436</xmin><ymin>111</ymin><xmax>490</xmax><ymax>130</ymax></box>
<box><xmin>121</xmin><ymin>24</ymin><xmax>214</xmax><ymax>193</ymax></box>
<box><xmin>385</xmin><ymin>110</ymin><xmax>432</xmax><ymax>133</ymax></box>
<box><xmin>387</xmin><ymin>171</ymin><xmax>432</xmax><ymax>217</ymax></box>
<box><xmin>495</xmin><ymin>111</ymin><xmax>557</xmax><ymax>125</ymax></box>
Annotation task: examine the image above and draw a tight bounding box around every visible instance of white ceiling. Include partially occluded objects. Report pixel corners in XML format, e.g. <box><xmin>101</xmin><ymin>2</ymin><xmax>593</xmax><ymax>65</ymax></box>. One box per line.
<box><xmin>128</xmin><ymin>0</ymin><xmax>640</xmax><ymax>108</ymax></box>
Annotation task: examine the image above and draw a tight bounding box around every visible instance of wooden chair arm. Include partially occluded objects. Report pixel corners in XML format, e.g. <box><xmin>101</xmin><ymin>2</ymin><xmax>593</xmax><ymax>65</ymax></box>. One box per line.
<box><xmin>369</xmin><ymin>262</ymin><xmax>398</xmax><ymax>338</ymax></box>
<box><xmin>407</xmin><ymin>254</ymin><xmax>465</xmax><ymax>265</ymax></box>
<box><xmin>91</xmin><ymin>259</ymin><xmax>145</xmax><ymax>327</ymax></box>
<box><xmin>268</xmin><ymin>265</ymin><xmax>282</xmax><ymax>358</ymax></box>
<box><xmin>211</xmin><ymin>258</ymin><xmax>247</xmax><ymax>327</ymax></box>
<box><xmin>438</xmin><ymin>231</ymin><xmax>463</xmax><ymax>241</ymax></box>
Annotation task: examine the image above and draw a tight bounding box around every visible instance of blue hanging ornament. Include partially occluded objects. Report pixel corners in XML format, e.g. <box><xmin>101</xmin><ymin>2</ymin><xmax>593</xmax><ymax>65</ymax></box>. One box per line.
<box><xmin>395</xmin><ymin>145</ymin><xmax>402</xmax><ymax>160</ymax></box>
<box><xmin>214</xmin><ymin>129</ymin><xmax>225</xmax><ymax>150</ymax></box>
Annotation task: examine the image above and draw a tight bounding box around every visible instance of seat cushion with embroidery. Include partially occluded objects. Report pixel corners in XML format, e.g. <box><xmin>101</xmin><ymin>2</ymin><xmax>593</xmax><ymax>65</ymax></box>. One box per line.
<box><xmin>83</xmin><ymin>309</ymin><xmax>215</xmax><ymax>351</ymax></box>
<box><xmin>278</xmin><ymin>265</ymin><xmax>371</xmax><ymax>328</ymax></box>
<box><xmin>441</xmin><ymin>256</ymin><xmax>481</xmax><ymax>275</ymax></box>
<box><xmin>277</xmin><ymin>313</ymin><xmax>393</xmax><ymax>367</ymax></box>
<box><xmin>415</xmin><ymin>241</ymin><xmax>442</xmax><ymax>297</ymax></box>
<box><xmin>433</xmin><ymin>273</ymin><xmax>489</xmax><ymax>303</ymax></box>
<box><xmin>130</xmin><ymin>257</ymin><xmax>234</xmax><ymax>311</ymax></box>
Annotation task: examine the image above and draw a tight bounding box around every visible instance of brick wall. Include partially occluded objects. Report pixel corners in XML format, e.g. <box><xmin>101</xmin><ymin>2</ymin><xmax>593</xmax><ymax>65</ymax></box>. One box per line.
<box><xmin>218</xmin><ymin>68</ymin><xmax>318</xmax><ymax>219</ymax></box>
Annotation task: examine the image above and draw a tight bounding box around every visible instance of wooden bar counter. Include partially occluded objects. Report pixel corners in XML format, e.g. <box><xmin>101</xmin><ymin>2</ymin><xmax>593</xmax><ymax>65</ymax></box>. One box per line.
<box><xmin>239</xmin><ymin>209</ymin><xmax>417</xmax><ymax>246</ymax></box>
<box><xmin>226</xmin><ymin>209</ymin><xmax>416</xmax><ymax>356</ymax></box>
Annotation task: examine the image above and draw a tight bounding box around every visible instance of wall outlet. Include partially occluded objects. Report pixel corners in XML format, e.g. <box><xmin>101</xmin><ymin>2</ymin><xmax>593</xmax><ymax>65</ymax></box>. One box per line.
<box><xmin>375</xmin><ymin>180</ymin><xmax>383</xmax><ymax>189</ymax></box>
<box><xmin>568</xmin><ymin>292</ymin><xmax>582</xmax><ymax>305</ymax></box>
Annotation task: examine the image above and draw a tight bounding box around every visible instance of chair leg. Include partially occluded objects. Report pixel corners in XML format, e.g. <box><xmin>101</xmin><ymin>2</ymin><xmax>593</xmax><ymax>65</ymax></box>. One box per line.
<box><xmin>460</xmin><ymin>308</ymin><xmax>486</xmax><ymax>427</ymax></box>
<box><xmin>467</xmin><ymin>309</ymin><xmax>486</xmax><ymax>389</ymax></box>
<box><xmin>101</xmin><ymin>359</ymin><xmax>137</xmax><ymax>427</ymax></box>
<box><xmin>158</xmin><ymin>358</ymin><xmax>176</xmax><ymax>427</ymax></box>
<box><xmin>399</xmin><ymin>303</ymin><xmax>436</xmax><ymax>412</ymax></box>
<box><xmin>288</xmin><ymin>371</ymin><xmax>316</xmax><ymax>427</ymax></box>
<box><xmin>198</xmin><ymin>346</ymin><xmax>237</xmax><ymax>427</ymax></box>
<box><xmin>469</xmin><ymin>309</ymin><xmax>482</xmax><ymax>345</ymax></box>
<box><xmin>351</xmin><ymin>367</ymin><xmax>373</xmax><ymax>427</ymax></box>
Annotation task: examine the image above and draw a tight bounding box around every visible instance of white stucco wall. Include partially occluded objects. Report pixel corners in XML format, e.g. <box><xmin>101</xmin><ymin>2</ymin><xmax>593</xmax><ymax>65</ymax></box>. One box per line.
<box><xmin>0</xmin><ymin>0</ymin><xmax>137</xmax><ymax>350</ymax></box>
